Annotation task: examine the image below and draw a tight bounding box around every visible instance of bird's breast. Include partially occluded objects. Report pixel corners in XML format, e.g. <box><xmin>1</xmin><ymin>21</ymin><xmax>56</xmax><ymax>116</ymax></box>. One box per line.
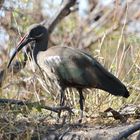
<box><xmin>37</xmin><ymin>53</ymin><xmax>63</xmax><ymax>79</ymax></box>
<box><xmin>45</xmin><ymin>56</ymin><xmax>62</xmax><ymax>67</ymax></box>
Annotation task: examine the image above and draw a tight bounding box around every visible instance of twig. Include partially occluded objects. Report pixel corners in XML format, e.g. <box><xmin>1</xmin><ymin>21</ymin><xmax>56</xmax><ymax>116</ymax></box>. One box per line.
<box><xmin>104</xmin><ymin>107</ymin><xmax>127</xmax><ymax>123</ymax></box>
<box><xmin>0</xmin><ymin>0</ymin><xmax>4</xmax><ymax>9</ymax></box>
<box><xmin>128</xmin><ymin>84</ymin><xmax>140</xmax><ymax>92</ymax></box>
<box><xmin>0</xmin><ymin>98</ymin><xmax>73</xmax><ymax>113</ymax></box>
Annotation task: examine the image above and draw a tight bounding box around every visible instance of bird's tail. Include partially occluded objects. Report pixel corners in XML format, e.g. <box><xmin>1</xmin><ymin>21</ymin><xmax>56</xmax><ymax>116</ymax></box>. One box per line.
<box><xmin>94</xmin><ymin>62</ymin><xmax>129</xmax><ymax>98</ymax></box>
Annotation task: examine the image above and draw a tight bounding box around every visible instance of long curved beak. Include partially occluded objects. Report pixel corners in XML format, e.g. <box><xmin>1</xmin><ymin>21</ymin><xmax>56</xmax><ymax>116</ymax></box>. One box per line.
<box><xmin>7</xmin><ymin>34</ymin><xmax>32</xmax><ymax>68</ymax></box>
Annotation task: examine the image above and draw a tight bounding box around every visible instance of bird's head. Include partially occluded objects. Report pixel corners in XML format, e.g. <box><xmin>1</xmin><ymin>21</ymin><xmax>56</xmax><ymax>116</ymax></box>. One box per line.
<box><xmin>7</xmin><ymin>24</ymin><xmax>48</xmax><ymax>68</ymax></box>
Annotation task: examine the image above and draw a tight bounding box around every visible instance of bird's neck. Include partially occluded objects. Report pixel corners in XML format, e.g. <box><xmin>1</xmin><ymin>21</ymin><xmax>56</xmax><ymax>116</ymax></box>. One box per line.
<box><xmin>33</xmin><ymin>39</ymin><xmax>48</xmax><ymax>64</ymax></box>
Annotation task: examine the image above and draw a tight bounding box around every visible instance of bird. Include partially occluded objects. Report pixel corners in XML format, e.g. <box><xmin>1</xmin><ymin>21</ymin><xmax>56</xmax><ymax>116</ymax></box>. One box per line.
<box><xmin>7</xmin><ymin>24</ymin><xmax>129</xmax><ymax>122</ymax></box>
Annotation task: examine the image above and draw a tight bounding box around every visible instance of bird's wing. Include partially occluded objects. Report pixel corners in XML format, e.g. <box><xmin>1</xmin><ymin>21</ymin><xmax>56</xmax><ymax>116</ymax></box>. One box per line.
<box><xmin>41</xmin><ymin>47</ymin><xmax>128</xmax><ymax>97</ymax></box>
<box><xmin>56</xmin><ymin>47</ymin><xmax>127</xmax><ymax>96</ymax></box>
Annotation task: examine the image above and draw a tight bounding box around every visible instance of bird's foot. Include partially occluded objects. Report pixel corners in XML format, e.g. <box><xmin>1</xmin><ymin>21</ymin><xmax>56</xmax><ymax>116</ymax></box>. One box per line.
<box><xmin>56</xmin><ymin>106</ymin><xmax>74</xmax><ymax>124</ymax></box>
<box><xmin>77</xmin><ymin>118</ymin><xmax>82</xmax><ymax>123</ymax></box>
<box><xmin>75</xmin><ymin>111</ymin><xmax>83</xmax><ymax>124</ymax></box>
<box><xmin>78</xmin><ymin>111</ymin><xmax>83</xmax><ymax>123</ymax></box>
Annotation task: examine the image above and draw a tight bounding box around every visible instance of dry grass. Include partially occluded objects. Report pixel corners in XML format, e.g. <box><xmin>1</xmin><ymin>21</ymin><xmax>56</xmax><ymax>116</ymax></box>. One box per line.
<box><xmin>0</xmin><ymin>1</ymin><xmax>140</xmax><ymax>139</ymax></box>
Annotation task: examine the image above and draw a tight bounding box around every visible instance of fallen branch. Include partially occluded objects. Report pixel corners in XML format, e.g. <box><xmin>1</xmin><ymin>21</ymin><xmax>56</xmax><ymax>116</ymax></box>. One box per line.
<box><xmin>112</xmin><ymin>122</ymin><xmax>140</xmax><ymax>140</ymax></box>
<box><xmin>34</xmin><ymin>121</ymin><xmax>140</xmax><ymax>140</ymax></box>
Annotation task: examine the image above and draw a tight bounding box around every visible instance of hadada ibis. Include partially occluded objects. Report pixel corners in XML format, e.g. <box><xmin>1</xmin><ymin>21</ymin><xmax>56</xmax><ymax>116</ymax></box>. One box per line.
<box><xmin>7</xmin><ymin>24</ymin><xmax>129</xmax><ymax>121</ymax></box>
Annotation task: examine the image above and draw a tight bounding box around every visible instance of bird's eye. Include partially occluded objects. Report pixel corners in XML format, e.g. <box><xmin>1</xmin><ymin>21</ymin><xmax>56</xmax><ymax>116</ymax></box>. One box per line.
<box><xmin>28</xmin><ymin>25</ymin><xmax>47</xmax><ymax>39</ymax></box>
<box><xmin>30</xmin><ymin>29</ymin><xmax>43</xmax><ymax>38</ymax></box>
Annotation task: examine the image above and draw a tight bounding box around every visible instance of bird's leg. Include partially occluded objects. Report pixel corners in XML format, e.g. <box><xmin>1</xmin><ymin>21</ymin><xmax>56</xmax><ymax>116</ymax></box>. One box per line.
<box><xmin>78</xmin><ymin>89</ymin><xmax>84</xmax><ymax>123</ymax></box>
<box><xmin>60</xmin><ymin>88</ymin><xmax>65</xmax><ymax>107</ymax></box>
<box><xmin>57</xmin><ymin>88</ymin><xmax>65</xmax><ymax>121</ymax></box>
